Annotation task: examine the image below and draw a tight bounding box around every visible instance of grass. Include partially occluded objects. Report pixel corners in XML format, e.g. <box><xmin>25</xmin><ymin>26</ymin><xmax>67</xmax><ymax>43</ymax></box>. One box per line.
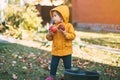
<box><xmin>0</xmin><ymin>42</ymin><xmax>120</xmax><ymax>80</ymax></box>
<box><xmin>72</xmin><ymin>45</ymin><xmax>120</xmax><ymax>80</ymax></box>
<box><xmin>0</xmin><ymin>43</ymin><xmax>49</xmax><ymax>80</ymax></box>
<box><xmin>0</xmin><ymin>30</ymin><xmax>120</xmax><ymax>80</ymax></box>
<box><xmin>76</xmin><ymin>31</ymin><xmax>120</xmax><ymax>49</ymax></box>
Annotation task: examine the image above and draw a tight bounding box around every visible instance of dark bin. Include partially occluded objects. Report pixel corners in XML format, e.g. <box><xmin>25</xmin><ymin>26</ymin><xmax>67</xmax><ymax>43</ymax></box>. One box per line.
<box><xmin>64</xmin><ymin>67</ymin><xmax>100</xmax><ymax>80</ymax></box>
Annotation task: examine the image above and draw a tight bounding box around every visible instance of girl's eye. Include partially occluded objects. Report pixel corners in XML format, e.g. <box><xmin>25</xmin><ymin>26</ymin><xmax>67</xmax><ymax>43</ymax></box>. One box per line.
<box><xmin>53</xmin><ymin>14</ymin><xmax>56</xmax><ymax>17</ymax></box>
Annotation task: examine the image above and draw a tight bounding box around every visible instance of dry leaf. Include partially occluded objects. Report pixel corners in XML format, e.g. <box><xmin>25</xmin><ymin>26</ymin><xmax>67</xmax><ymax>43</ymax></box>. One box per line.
<box><xmin>28</xmin><ymin>53</ymin><xmax>36</xmax><ymax>59</ymax></box>
<box><xmin>12</xmin><ymin>74</ymin><xmax>17</xmax><ymax>80</ymax></box>
<box><xmin>41</xmin><ymin>64</ymin><xmax>48</xmax><ymax>70</ymax></box>
<box><xmin>22</xmin><ymin>66</ymin><xmax>27</xmax><ymax>70</ymax></box>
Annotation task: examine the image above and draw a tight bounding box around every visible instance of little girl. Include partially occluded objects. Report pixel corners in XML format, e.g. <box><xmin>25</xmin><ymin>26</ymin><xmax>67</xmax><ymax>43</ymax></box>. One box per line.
<box><xmin>46</xmin><ymin>5</ymin><xmax>76</xmax><ymax>80</ymax></box>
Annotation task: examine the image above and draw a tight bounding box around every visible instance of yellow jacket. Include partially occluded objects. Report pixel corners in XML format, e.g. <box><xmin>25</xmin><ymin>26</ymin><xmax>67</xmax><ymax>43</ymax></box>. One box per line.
<box><xmin>46</xmin><ymin>5</ymin><xmax>76</xmax><ymax>56</ymax></box>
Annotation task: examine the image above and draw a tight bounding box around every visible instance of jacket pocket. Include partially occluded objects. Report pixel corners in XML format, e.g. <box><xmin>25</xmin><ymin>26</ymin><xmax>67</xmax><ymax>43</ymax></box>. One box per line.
<box><xmin>53</xmin><ymin>42</ymin><xmax>63</xmax><ymax>50</ymax></box>
<box><xmin>65</xmin><ymin>41</ymin><xmax>72</xmax><ymax>47</ymax></box>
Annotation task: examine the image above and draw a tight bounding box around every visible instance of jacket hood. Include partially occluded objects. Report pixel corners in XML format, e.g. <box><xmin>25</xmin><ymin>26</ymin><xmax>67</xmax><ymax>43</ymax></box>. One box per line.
<box><xmin>50</xmin><ymin>5</ymin><xmax>69</xmax><ymax>23</ymax></box>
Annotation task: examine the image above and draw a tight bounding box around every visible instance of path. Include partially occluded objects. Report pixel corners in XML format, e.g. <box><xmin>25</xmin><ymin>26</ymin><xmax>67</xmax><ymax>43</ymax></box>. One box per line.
<box><xmin>0</xmin><ymin>34</ymin><xmax>120</xmax><ymax>54</ymax></box>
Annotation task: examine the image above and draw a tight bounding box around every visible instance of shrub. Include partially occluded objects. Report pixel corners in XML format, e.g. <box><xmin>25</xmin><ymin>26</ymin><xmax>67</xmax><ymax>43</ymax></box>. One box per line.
<box><xmin>4</xmin><ymin>4</ymin><xmax>43</xmax><ymax>40</ymax></box>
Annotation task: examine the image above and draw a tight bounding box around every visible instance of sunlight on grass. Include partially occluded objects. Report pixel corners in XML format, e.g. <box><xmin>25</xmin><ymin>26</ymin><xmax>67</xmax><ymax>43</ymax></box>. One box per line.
<box><xmin>73</xmin><ymin>47</ymin><xmax>120</xmax><ymax>67</ymax></box>
<box><xmin>76</xmin><ymin>31</ymin><xmax>120</xmax><ymax>49</ymax></box>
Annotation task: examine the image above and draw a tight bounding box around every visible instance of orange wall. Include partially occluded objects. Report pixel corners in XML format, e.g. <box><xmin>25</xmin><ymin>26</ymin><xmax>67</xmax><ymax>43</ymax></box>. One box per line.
<box><xmin>72</xmin><ymin>0</ymin><xmax>120</xmax><ymax>24</ymax></box>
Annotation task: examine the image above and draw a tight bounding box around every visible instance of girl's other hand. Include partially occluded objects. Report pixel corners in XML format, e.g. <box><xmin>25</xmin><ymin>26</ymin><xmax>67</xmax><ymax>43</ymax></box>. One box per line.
<box><xmin>59</xmin><ymin>29</ymin><xmax>66</xmax><ymax>37</ymax></box>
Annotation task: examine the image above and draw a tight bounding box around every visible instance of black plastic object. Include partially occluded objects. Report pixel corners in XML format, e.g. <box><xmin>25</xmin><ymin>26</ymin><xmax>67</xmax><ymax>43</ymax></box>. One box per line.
<box><xmin>64</xmin><ymin>67</ymin><xmax>100</xmax><ymax>80</ymax></box>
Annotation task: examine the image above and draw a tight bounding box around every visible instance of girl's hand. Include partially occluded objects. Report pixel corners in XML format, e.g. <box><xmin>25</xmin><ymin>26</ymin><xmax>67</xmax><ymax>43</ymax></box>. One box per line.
<box><xmin>59</xmin><ymin>29</ymin><xmax>66</xmax><ymax>37</ymax></box>
<box><xmin>48</xmin><ymin>30</ymin><xmax>55</xmax><ymax>36</ymax></box>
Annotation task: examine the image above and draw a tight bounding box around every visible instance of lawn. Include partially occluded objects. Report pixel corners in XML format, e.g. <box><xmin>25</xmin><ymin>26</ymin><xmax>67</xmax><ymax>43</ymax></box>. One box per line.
<box><xmin>76</xmin><ymin>31</ymin><xmax>120</xmax><ymax>49</ymax></box>
<box><xmin>0</xmin><ymin>42</ymin><xmax>120</xmax><ymax>80</ymax></box>
<box><xmin>0</xmin><ymin>43</ymin><xmax>49</xmax><ymax>80</ymax></box>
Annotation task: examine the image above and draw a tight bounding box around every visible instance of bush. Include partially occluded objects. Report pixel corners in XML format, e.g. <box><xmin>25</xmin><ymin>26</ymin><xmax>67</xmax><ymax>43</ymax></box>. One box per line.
<box><xmin>4</xmin><ymin>4</ymin><xmax>43</xmax><ymax>40</ymax></box>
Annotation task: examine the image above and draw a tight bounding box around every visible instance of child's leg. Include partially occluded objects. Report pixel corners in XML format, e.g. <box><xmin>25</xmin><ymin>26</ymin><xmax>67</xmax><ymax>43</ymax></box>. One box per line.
<box><xmin>50</xmin><ymin>55</ymin><xmax>60</xmax><ymax>76</ymax></box>
<box><xmin>62</xmin><ymin>54</ymin><xmax>72</xmax><ymax>69</ymax></box>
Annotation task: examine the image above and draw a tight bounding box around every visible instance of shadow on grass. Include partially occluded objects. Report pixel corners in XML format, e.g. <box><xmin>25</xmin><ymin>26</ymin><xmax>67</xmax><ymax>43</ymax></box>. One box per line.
<box><xmin>0</xmin><ymin>42</ymin><xmax>120</xmax><ymax>80</ymax></box>
<box><xmin>0</xmin><ymin>42</ymin><xmax>50</xmax><ymax>80</ymax></box>
<box><xmin>72</xmin><ymin>57</ymin><xmax>120</xmax><ymax>80</ymax></box>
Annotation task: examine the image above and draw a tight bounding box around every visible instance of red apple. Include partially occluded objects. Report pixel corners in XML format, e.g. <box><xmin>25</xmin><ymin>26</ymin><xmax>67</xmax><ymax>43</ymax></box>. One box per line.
<box><xmin>58</xmin><ymin>25</ymin><xmax>65</xmax><ymax>31</ymax></box>
<box><xmin>49</xmin><ymin>26</ymin><xmax>57</xmax><ymax>33</ymax></box>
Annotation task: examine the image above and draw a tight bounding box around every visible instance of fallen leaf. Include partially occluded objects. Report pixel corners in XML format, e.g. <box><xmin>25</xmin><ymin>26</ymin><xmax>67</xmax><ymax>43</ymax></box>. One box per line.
<box><xmin>28</xmin><ymin>53</ymin><xmax>36</xmax><ymax>59</ymax></box>
<box><xmin>22</xmin><ymin>66</ymin><xmax>27</xmax><ymax>70</ymax></box>
<box><xmin>41</xmin><ymin>64</ymin><xmax>49</xmax><ymax>70</ymax></box>
<box><xmin>12</xmin><ymin>74</ymin><xmax>17</xmax><ymax>80</ymax></box>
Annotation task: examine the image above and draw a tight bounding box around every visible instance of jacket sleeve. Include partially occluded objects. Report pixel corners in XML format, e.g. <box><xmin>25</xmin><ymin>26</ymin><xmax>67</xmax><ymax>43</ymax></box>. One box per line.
<box><xmin>46</xmin><ymin>33</ymin><xmax>53</xmax><ymax>41</ymax></box>
<box><xmin>65</xmin><ymin>23</ymin><xmax>76</xmax><ymax>40</ymax></box>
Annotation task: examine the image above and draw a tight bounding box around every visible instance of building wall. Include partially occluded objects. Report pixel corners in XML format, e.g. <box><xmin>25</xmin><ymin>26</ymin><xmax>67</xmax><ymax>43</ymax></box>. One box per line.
<box><xmin>72</xmin><ymin>0</ymin><xmax>120</xmax><ymax>25</ymax></box>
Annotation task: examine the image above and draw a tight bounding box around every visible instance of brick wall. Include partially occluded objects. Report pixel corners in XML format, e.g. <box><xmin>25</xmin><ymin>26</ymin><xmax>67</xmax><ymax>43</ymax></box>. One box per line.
<box><xmin>72</xmin><ymin>0</ymin><xmax>120</xmax><ymax>31</ymax></box>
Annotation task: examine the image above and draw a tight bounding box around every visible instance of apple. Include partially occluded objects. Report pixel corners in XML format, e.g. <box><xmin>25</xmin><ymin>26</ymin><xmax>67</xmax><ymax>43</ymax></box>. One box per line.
<box><xmin>58</xmin><ymin>25</ymin><xmax>65</xmax><ymax>31</ymax></box>
<box><xmin>49</xmin><ymin>25</ymin><xmax>57</xmax><ymax>33</ymax></box>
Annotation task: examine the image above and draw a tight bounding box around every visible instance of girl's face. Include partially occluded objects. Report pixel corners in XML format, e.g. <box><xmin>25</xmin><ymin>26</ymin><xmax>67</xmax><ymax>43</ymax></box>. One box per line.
<box><xmin>52</xmin><ymin>11</ymin><xmax>63</xmax><ymax>24</ymax></box>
